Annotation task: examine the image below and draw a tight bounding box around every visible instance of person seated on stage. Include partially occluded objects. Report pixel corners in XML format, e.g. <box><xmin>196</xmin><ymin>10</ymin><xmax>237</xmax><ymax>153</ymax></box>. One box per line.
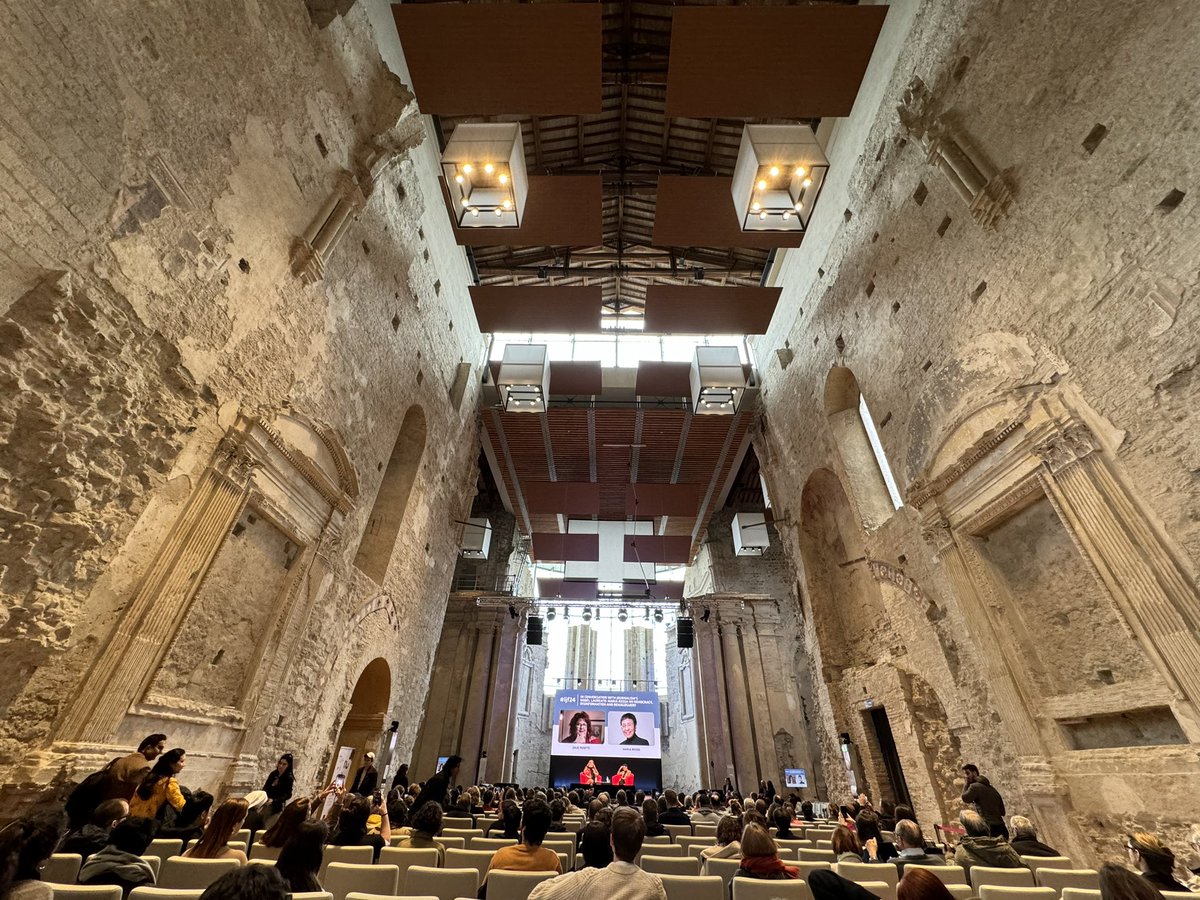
<box><xmin>658</xmin><ymin>790</ymin><xmax>691</xmax><ymax>827</ymax></box>
<box><xmin>580</xmin><ymin>760</ymin><xmax>602</xmax><ymax>785</ymax></box>
<box><xmin>612</xmin><ymin>767</ymin><xmax>635</xmax><ymax>788</ymax></box>
<box><xmin>547</xmin><ymin>799</ymin><xmax>569</xmax><ymax>834</ymax></box>
<box><xmin>892</xmin><ymin>820</ymin><xmax>946</xmax><ymax>875</ymax></box>
<box><xmin>618</xmin><ymin>713</ymin><xmax>650</xmax><ymax>746</ymax></box>
<box><xmin>734</xmin><ymin>823</ymin><xmax>799</xmax><ymax>881</ymax></box>
<box><xmin>567</xmin><ymin>712</ymin><xmax>602</xmax><ymax>744</ymax></box>
<box><xmin>529</xmin><ymin>807</ymin><xmax>666</xmax><ymax>900</ymax></box>
<box><xmin>691</xmin><ymin>792</ymin><xmax>721</xmax><ymax>825</ymax></box>
<box><xmin>485</xmin><ymin>798</ymin><xmax>562</xmax><ymax>890</ymax></box>
<box><xmin>701</xmin><ymin>815</ymin><xmax>743</xmax><ymax>865</ymax></box>
<box><xmin>395</xmin><ymin>800</ymin><xmax>446</xmax><ymax>865</ymax></box>
<box><xmin>642</xmin><ymin>799</ymin><xmax>667</xmax><ymax>838</ymax></box>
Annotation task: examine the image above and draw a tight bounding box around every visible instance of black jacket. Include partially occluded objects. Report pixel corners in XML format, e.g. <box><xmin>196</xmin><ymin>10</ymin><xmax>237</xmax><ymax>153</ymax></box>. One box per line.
<box><xmin>411</xmin><ymin>771</ymin><xmax>451</xmax><ymax>814</ymax></box>
<box><xmin>59</xmin><ymin>825</ymin><xmax>111</xmax><ymax>861</ymax></box>
<box><xmin>264</xmin><ymin>770</ymin><xmax>294</xmax><ymax>811</ymax></box>
<box><xmin>351</xmin><ymin>766</ymin><xmax>378</xmax><ymax>797</ymax></box>
<box><xmin>1011</xmin><ymin>838</ymin><xmax>1060</xmax><ymax>858</ymax></box>
<box><xmin>962</xmin><ymin>781</ymin><xmax>1006</xmax><ymax>824</ymax></box>
<box><xmin>659</xmin><ymin>807</ymin><xmax>691</xmax><ymax>826</ymax></box>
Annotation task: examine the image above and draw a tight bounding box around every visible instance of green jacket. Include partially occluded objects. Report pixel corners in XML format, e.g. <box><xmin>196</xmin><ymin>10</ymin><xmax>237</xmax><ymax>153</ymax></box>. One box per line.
<box><xmin>954</xmin><ymin>836</ymin><xmax>1025</xmax><ymax>873</ymax></box>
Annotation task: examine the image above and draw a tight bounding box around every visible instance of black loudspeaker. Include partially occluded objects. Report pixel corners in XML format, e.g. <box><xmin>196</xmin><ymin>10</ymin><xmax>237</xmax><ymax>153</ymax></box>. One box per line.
<box><xmin>527</xmin><ymin>616</ymin><xmax>543</xmax><ymax>645</ymax></box>
<box><xmin>677</xmin><ymin>617</ymin><xmax>694</xmax><ymax>648</ymax></box>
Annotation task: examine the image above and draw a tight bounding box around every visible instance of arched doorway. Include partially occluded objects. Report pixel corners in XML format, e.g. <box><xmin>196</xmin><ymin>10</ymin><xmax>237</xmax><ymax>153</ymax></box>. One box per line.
<box><xmin>330</xmin><ymin>657</ymin><xmax>392</xmax><ymax>787</ymax></box>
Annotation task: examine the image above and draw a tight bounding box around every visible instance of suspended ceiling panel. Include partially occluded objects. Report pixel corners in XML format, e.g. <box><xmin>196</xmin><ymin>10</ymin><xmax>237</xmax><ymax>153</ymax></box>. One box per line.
<box><xmin>625</xmin><ymin>534</ymin><xmax>693</xmax><ymax>564</ymax></box>
<box><xmin>664</xmin><ymin>5</ymin><xmax>889</xmax><ymax>118</ymax></box>
<box><xmin>550</xmin><ymin>361</ymin><xmax>604</xmax><ymax>396</ymax></box>
<box><xmin>643</xmin><ymin>285</ymin><xmax>781</xmax><ymax>334</ymax></box>
<box><xmin>626</xmin><ymin>483</ymin><xmax>705</xmax><ymax>517</ymax></box>
<box><xmin>531</xmin><ymin>532</ymin><xmax>601</xmax><ymax>562</ymax></box>
<box><xmin>447</xmin><ymin>175</ymin><xmax>603</xmax><ymax>248</ymax></box>
<box><xmin>634</xmin><ymin>361</ymin><xmax>693</xmax><ymax>397</ymax></box>
<box><xmin>652</xmin><ymin>176</ymin><xmax>807</xmax><ymax>249</ymax></box>
<box><xmin>524</xmin><ymin>482</ymin><xmax>601</xmax><ymax>516</ymax></box>
<box><xmin>391</xmin><ymin>3</ymin><xmax>603</xmax><ymax>115</ymax></box>
<box><xmin>470</xmin><ymin>284</ymin><xmax>603</xmax><ymax>333</ymax></box>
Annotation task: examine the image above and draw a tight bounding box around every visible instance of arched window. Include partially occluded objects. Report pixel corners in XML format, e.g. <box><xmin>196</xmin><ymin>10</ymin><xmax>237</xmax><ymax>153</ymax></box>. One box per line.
<box><xmin>824</xmin><ymin>367</ymin><xmax>903</xmax><ymax>529</ymax></box>
<box><xmin>354</xmin><ymin>405</ymin><xmax>427</xmax><ymax>582</ymax></box>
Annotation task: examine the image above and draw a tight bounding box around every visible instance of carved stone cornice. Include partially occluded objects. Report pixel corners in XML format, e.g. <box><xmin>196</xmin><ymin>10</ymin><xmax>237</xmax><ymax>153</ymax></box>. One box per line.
<box><xmin>258</xmin><ymin>421</ymin><xmax>355</xmax><ymax>513</ymax></box>
<box><xmin>957</xmin><ymin>474</ymin><xmax>1043</xmax><ymax>535</ymax></box>
<box><xmin>908</xmin><ymin>419</ymin><xmax>1023</xmax><ymax>507</ymax></box>
<box><xmin>1033</xmin><ymin>423</ymin><xmax>1100</xmax><ymax>475</ymax></box>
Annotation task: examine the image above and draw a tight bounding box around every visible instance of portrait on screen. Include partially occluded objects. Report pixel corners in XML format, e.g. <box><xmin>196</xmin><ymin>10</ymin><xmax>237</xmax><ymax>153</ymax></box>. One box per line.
<box><xmin>559</xmin><ymin>709</ymin><xmax>604</xmax><ymax>744</ymax></box>
<box><xmin>615</xmin><ymin>712</ymin><xmax>649</xmax><ymax>745</ymax></box>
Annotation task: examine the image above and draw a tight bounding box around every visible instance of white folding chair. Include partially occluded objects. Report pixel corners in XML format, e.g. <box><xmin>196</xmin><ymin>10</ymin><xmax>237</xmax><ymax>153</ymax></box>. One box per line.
<box><xmin>972</xmin><ymin>867</ymin><xmax>1036</xmax><ymax>891</ymax></box>
<box><xmin>379</xmin><ymin>846</ymin><xmax>440</xmax><ymax>891</ymax></box>
<box><xmin>249</xmin><ymin>842</ymin><xmax>282</xmax><ymax>861</ymax></box>
<box><xmin>436</xmin><ymin>836</ymin><xmax>465</xmax><ymax>850</ymax></box>
<box><xmin>839</xmin><ymin>862</ymin><xmax>898</xmax><ymax>888</ymax></box>
<box><xmin>694</xmin><ymin>825</ymin><xmax>718</xmax><ymax>838</ymax></box>
<box><xmin>777</xmin><ymin>840</ymin><xmax>816</xmax><ymax>853</ymax></box>
<box><xmin>946</xmin><ymin>887</ymin><xmax>974</xmax><ymax>900</ymax></box>
<box><xmin>443</xmin><ymin>817</ymin><xmax>475</xmax><ymax>831</ymax></box>
<box><xmin>976</xmin><ymin>887</ymin><xmax>1057</xmax><ymax>900</ymax></box>
<box><xmin>543</xmin><ymin>839</ymin><xmax>576</xmax><ymax>872</ymax></box>
<box><xmin>1022</xmin><ymin>857</ymin><xmax>1074</xmax><ymax>871</ymax></box>
<box><xmin>404</xmin><ymin>865</ymin><xmax>480</xmax><ymax>900</ymax></box>
<box><xmin>233</xmin><ymin>830</ymin><xmax>252</xmax><ymax>845</ymax></box>
<box><xmin>644</xmin><ymin>835</ymin><xmax>673</xmax><ymax>846</ymax></box>
<box><xmin>799</xmin><ymin>849</ymin><xmax>837</xmax><ymax>863</ymax></box>
<box><xmin>158</xmin><ymin>857</ymin><xmax>240</xmax><ymax>890</ymax></box>
<box><xmin>1059</xmin><ymin>890</ymin><xmax>1101</xmax><ymax>900</ymax></box>
<box><xmin>678</xmin><ymin>836</ymin><xmax>715</xmax><ymax>857</ymax></box>
<box><xmin>637</xmin><ymin>843</ymin><xmax>684</xmax><ymax>864</ymax></box>
<box><xmin>666</xmin><ymin>825</ymin><xmax>693</xmax><ymax>843</ymax></box>
<box><xmin>319</xmin><ymin>845</ymin><xmax>375</xmax><ymax>879</ymax></box>
<box><xmin>138</xmin><ymin>857</ymin><xmax>161</xmax><ymax>880</ymax></box>
<box><xmin>43</xmin><ymin>854</ymin><xmax>83</xmax><ymax>884</ymax></box>
<box><xmin>184</xmin><ymin>840</ymin><xmax>247</xmax><ymax>853</ymax></box>
<box><xmin>46</xmin><ymin>887</ymin><xmax>123</xmax><ymax>900</ymax></box>
<box><xmin>145</xmin><ymin>840</ymin><xmax>185</xmax><ymax>865</ymax></box>
<box><xmin>798</xmin><ymin>862</ymin><xmax>832</xmax><ymax>880</ymax></box>
<box><xmin>1036</xmin><ymin>870</ymin><xmax>1100</xmax><ymax>893</ymax></box>
<box><xmin>443</xmin><ymin>828</ymin><xmax>483</xmax><ymax>843</ymax></box>
<box><xmin>323</xmin><ymin>862</ymin><xmax>398</xmax><ymax>900</ymax></box>
<box><xmin>732</xmin><ymin>877</ymin><xmax>813</xmax><ymax>900</ymax></box>
<box><xmin>704</xmin><ymin>857</ymin><xmax>741</xmax><ymax>890</ymax></box>
<box><xmin>444</xmin><ymin>849</ymin><xmax>495</xmax><ymax>886</ymax></box>
<box><xmin>660</xmin><ymin>875</ymin><xmax>725</xmax><ymax>900</ymax></box>
<box><xmin>290</xmin><ymin>894</ymin><xmax>334</xmax><ymax>900</ymax></box>
<box><xmin>642</xmin><ymin>855</ymin><xmax>702</xmax><ymax>876</ymax></box>
<box><xmin>128</xmin><ymin>888</ymin><xmax>204</xmax><ymax>900</ymax></box>
<box><xmin>905</xmin><ymin>865</ymin><xmax>969</xmax><ymax>886</ymax></box>
<box><xmin>486</xmin><ymin>870</ymin><xmax>558</xmax><ymax>900</ymax></box>
<box><xmin>472</xmin><ymin>837</ymin><xmax>517</xmax><ymax>852</ymax></box>
<box><xmin>858</xmin><ymin>882</ymin><xmax>897</xmax><ymax>900</ymax></box>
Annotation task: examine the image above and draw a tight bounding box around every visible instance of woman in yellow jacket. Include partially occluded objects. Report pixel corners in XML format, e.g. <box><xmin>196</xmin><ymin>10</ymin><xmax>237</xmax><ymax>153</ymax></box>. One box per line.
<box><xmin>129</xmin><ymin>748</ymin><xmax>187</xmax><ymax>819</ymax></box>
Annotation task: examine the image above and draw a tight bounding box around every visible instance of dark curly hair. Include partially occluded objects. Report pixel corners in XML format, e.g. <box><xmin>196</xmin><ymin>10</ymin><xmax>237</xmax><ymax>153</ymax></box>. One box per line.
<box><xmin>0</xmin><ymin>811</ymin><xmax>65</xmax><ymax>897</ymax></box>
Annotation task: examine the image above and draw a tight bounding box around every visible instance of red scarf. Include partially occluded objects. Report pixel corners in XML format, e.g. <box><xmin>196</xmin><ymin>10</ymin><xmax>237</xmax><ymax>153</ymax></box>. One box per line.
<box><xmin>739</xmin><ymin>854</ymin><xmax>800</xmax><ymax>879</ymax></box>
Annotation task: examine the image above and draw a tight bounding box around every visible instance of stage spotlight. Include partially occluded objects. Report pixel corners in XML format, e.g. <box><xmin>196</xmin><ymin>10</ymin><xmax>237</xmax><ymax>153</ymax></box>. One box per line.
<box><xmin>546</xmin><ymin>607</ymin><xmax>556</xmax><ymax>621</ymax></box>
<box><xmin>654</xmin><ymin>609</ymin><xmax>664</xmax><ymax>623</ymax></box>
<box><xmin>582</xmin><ymin>606</ymin><xmax>593</xmax><ymax>622</ymax></box>
<box><xmin>618</xmin><ymin>607</ymin><xmax>628</xmax><ymax>622</ymax></box>
<box><xmin>508</xmin><ymin>604</ymin><xmax>518</xmax><ymax>620</ymax></box>
<box><xmin>701</xmin><ymin>607</ymin><xmax>711</xmax><ymax>622</ymax></box>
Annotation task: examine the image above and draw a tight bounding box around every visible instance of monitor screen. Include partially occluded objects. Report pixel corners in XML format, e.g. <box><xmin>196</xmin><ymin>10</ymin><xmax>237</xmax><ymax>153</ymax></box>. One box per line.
<box><xmin>548</xmin><ymin>689</ymin><xmax>663</xmax><ymax>791</ymax></box>
<box><xmin>783</xmin><ymin>767</ymin><xmax>808</xmax><ymax>788</ymax></box>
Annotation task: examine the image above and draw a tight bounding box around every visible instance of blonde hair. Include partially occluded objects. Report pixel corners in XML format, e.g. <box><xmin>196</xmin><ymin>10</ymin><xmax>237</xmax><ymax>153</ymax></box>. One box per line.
<box><xmin>1127</xmin><ymin>832</ymin><xmax>1176</xmax><ymax>877</ymax></box>
<box><xmin>741</xmin><ymin>823</ymin><xmax>778</xmax><ymax>858</ymax></box>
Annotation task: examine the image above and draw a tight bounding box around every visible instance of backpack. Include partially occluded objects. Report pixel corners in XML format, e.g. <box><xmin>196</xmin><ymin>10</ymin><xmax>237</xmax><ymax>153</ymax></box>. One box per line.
<box><xmin>64</xmin><ymin>760</ymin><xmax>119</xmax><ymax>830</ymax></box>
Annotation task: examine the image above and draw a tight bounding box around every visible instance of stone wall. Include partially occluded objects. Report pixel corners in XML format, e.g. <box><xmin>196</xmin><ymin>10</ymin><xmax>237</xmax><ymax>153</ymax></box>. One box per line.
<box><xmin>746</xmin><ymin>0</ymin><xmax>1200</xmax><ymax>864</ymax></box>
<box><xmin>0</xmin><ymin>0</ymin><xmax>482</xmax><ymax>809</ymax></box>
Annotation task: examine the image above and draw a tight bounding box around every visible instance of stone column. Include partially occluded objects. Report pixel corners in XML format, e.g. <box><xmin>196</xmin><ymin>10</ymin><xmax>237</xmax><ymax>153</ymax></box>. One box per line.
<box><xmin>60</xmin><ymin>432</ymin><xmax>257</xmax><ymax>742</ymax></box>
<box><xmin>459</xmin><ymin>623</ymin><xmax>496</xmax><ymax>785</ymax></box>
<box><xmin>721</xmin><ymin>622</ymin><xmax>759</xmax><ymax>789</ymax></box>
<box><xmin>695</xmin><ymin>621</ymin><xmax>731</xmax><ymax>788</ymax></box>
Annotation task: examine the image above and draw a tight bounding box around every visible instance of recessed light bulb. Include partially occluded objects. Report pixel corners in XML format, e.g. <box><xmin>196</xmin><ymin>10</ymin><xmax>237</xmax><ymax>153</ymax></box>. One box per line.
<box><xmin>802</xmin><ymin>177</ymin><xmax>813</xmax><ymax>188</ymax></box>
<box><xmin>461</xmin><ymin>197</ymin><xmax>470</xmax><ymax>207</ymax></box>
<box><xmin>455</xmin><ymin>174</ymin><xmax>464</xmax><ymax>184</ymax></box>
<box><xmin>782</xmin><ymin>210</ymin><xmax>791</xmax><ymax>220</ymax></box>
<box><xmin>463</xmin><ymin>164</ymin><xmax>473</xmax><ymax>174</ymax></box>
<box><xmin>499</xmin><ymin>173</ymin><xmax>508</xmax><ymax>184</ymax></box>
<box><xmin>757</xmin><ymin>179</ymin><xmax>767</xmax><ymax>191</ymax></box>
<box><xmin>794</xmin><ymin>202</ymin><xmax>803</xmax><ymax>212</ymax></box>
<box><xmin>484</xmin><ymin>163</ymin><xmax>494</xmax><ymax>174</ymax></box>
<box><xmin>758</xmin><ymin>211</ymin><xmax>768</xmax><ymax>221</ymax></box>
<box><xmin>502</xmin><ymin>199</ymin><xmax>513</xmax><ymax>210</ymax></box>
<box><xmin>794</xmin><ymin>166</ymin><xmax>806</xmax><ymax>177</ymax></box>
<box><xmin>470</xmin><ymin>207</ymin><xmax>479</xmax><ymax>217</ymax></box>
<box><xmin>751</xmin><ymin>201</ymin><xmax>761</xmax><ymax>211</ymax></box>
<box><xmin>769</xmin><ymin>166</ymin><xmax>780</xmax><ymax>177</ymax></box>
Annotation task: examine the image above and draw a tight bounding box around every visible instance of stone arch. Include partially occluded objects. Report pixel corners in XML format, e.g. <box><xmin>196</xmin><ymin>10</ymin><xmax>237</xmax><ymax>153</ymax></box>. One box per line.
<box><xmin>798</xmin><ymin>468</ymin><xmax>885</xmax><ymax>670</ymax></box>
<box><xmin>330</xmin><ymin>656</ymin><xmax>392</xmax><ymax>785</ymax></box>
<box><xmin>354</xmin><ymin>404</ymin><xmax>427</xmax><ymax>582</ymax></box>
<box><xmin>824</xmin><ymin>366</ymin><xmax>900</xmax><ymax>529</ymax></box>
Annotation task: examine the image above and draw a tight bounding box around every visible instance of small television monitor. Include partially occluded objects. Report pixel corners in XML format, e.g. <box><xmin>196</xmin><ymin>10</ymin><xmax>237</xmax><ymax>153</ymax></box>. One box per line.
<box><xmin>783</xmin><ymin>767</ymin><xmax>808</xmax><ymax>789</ymax></box>
<box><xmin>437</xmin><ymin>755</ymin><xmax>449</xmax><ymax>771</ymax></box>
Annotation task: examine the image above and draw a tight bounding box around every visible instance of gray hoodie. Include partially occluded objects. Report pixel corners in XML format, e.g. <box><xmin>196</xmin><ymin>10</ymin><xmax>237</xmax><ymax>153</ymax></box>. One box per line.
<box><xmin>77</xmin><ymin>847</ymin><xmax>155</xmax><ymax>897</ymax></box>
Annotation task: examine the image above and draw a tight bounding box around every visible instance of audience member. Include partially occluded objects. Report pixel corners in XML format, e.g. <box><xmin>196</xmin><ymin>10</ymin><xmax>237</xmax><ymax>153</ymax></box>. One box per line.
<box><xmin>960</xmin><ymin>765</ymin><xmax>1007</xmax><ymax>838</ymax></box>
<box><xmin>547</xmin><ymin>799</ymin><xmax>568</xmax><ymax>834</ymax></box>
<box><xmin>260</xmin><ymin>797</ymin><xmax>310</xmax><ymax>848</ymax></box>
<box><xmin>0</xmin><ymin>812</ymin><xmax>64</xmax><ymax>900</ymax></box>
<box><xmin>1099</xmin><ymin>862</ymin><xmax>1169</xmax><ymax>900</ymax></box>
<box><xmin>892</xmin><ymin>820</ymin><xmax>946</xmax><ymax>875</ymax></box>
<box><xmin>658</xmin><ymin>791</ymin><xmax>690</xmax><ymax>827</ymax></box>
<box><xmin>395</xmin><ymin>800</ymin><xmax>445</xmax><ymax>865</ymax></box>
<box><xmin>894</xmin><ymin>805</ymin><xmax>917</xmax><ymax>825</ymax></box>
<box><xmin>691</xmin><ymin>793</ymin><xmax>720</xmax><ymax>825</ymax></box>
<box><xmin>1125</xmin><ymin>832</ymin><xmax>1189</xmax><ymax>893</ymax></box>
<box><xmin>954</xmin><ymin>810</ymin><xmax>1022</xmax><ymax>874</ymax></box>
<box><xmin>833</xmin><ymin>825</ymin><xmax>867</xmax><ymax>863</ymax></box>
<box><xmin>485</xmin><ymin>798</ymin><xmax>562</xmax><ymax>890</ymax></box>
<box><xmin>809</xmin><ymin>868</ymin><xmax>889</xmax><ymax>900</ymax></box>
<box><xmin>529</xmin><ymin>807</ymin><xmax>665</xmax><ymax>900</ymax></box>
<box><xmin>879</xmin><ymin>800</ymin><xmax>897</xmax><ymax>831</ymax></box>
<box><xmin>329</xmin><ymin>795</ymin><xmax>388</xmax><ymax>861</ymax></box>
<box><xmin>158</xmin><ymin>788</ymin><xmax>213</xmax><ymax>842</ymax></box>
<box><xmin>77</xmin><ymin>816</ymin><xmax>157</xmax><ymax>897</ymax></box>
<box><xmin>391</xmin><ymin>763</ymin><xmax>410</xmax><ymax>791</ymax></box>
<box><xmin>1180</xmin><ymin>825</ymin><xmax>1200</xmax><ymax>891</ymax></box>
<box><xmin>129</xmin><ymin>748</ymin><xmax>187</xmax><ymax>820</ymax></box>
<box><xmin>800</xmin><ymin>801</ymin><xmax>816</xmax><ymax>822</ymax></box>
<box><xmin>240</xmin><ymin>790</ymin><xmax>270</xmax><ymax>837</ymax></box>
<box><xmin>1008</xmin><ymin>816</ymin><xmax>1060</xmax><ymax>858</ymax></box>
<box><xmin>578</xmin><ymin>822</ymin><xmax>614</xmax><ymax>870</ymax></box>
<box><xmin>106</xmin><ymin>735</ymin><xmax>168</xmax><ymax>802</ymax></box>
<box><xmin>701</xmin><ymin>815</ymin><xmax>742</xmax><ymax>864</ymax></box>
<box><xmin>59</xmin><ymin>799</ymin><xmax>129</xmax><ymax>860</ymax></box>
<box><xmin>263</xmin><ymin>754</ymin><xmax>294</xmax><ymax>819</ymax></box>
<box><xmin>735</xmin><ymin>823</ymin><xmax>799</xmax><ymax>881</ymax></box>
<box><xmin>774</xmin><ymin>805</ymin><xmax>798</xmax><ymax>839</ymax></box>
<box><xmin>274</xmin><ymin>821</ymin><xmax>326</xmax><ymax>894</ymax></box>
<box><xmin>898</xmin><ymin>866</ymin><xmax>959</xmax><ymax>900</ymax></box>
<box><xmin>411</xmin><ymin>755</ymin><xmax>462</xmax><ymax>814</ymax></box>
<box><xmin>642</xmin><ymin>800</ymin><xmax>666</xmax><ymax>838</ymax></box>
<box><xmin>186</xmin><ymin>798</ymin><xmax>249</xmax><ymax>863</ymax></box>
<box><xmin>855</xmin><ymin>810</ymin><xmax>897</xmax><ymax>862</ymax></box>
<box><xmin>198</xmin><ymin>865</ymin><xmax>289</xmax><ymax>900</ymax></box>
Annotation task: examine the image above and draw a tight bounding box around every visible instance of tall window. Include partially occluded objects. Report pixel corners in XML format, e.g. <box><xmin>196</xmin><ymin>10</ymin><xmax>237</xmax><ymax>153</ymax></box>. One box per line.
<box><xmin>354</xmin><ymin>405</ymin><xmax>426</xmax><ymax>582</ymax></box>
<box><xmin>859</xmin><ymin>393</ymin><xmax>903</xmax><ymax>510</ymax></box>
<box><xmin>824</xmin><ymin>367</ymin><xmax>903</xmax><ymax>528</ymax></box>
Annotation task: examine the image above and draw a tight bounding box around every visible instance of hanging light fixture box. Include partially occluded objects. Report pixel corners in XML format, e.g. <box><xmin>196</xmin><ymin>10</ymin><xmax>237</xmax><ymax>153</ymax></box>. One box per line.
<box><xmin>689</xmin><ymin>345</ymin><xmax>746</xmax><ymax>415</ymax></box>
<box><xmin>461</xmin><ymin>517</ymin><xmax>493</xmax><ymax>559</ymax></box>
<box><xmin>497</xmin><ymin>343</ymin><xmax>550</xmax><ymax>413</ymax></box>
<box><xmin>731</xmin><ymin>124</ymin><xmax>829</xmax><ymax>233</ymax></box>
<box><xmin>442</xmin><ymin>122</ymin><xmax>529</xmax><ymax>227</ymax></box>
<box><xmin>732</xmin><ymin>512</ymin><xmax>769</xmax><ymax>556</ymax></box>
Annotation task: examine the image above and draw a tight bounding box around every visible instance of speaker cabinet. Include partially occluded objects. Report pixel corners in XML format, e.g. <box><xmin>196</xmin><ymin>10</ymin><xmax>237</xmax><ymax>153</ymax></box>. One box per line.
<box><xmin>677</xmin><ymin>617</ymin><xmax>694</xmax><ymax>648</ymax></box>
<box><xmin>527</xmin><ymin>615</ymin><xmax>543</xmax><ymax>645</ymax></box>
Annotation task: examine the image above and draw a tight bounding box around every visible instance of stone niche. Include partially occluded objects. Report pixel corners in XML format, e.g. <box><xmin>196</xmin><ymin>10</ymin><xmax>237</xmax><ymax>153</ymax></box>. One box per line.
<box><xmin>56</xmin><ymin>412</ymin><xmax>358</xmax><ymax>792</ymax></box>
<box><xmin>907</xmin><ymin>332</ymin><xmax>1200</xmax><ymax>859</ymax></box>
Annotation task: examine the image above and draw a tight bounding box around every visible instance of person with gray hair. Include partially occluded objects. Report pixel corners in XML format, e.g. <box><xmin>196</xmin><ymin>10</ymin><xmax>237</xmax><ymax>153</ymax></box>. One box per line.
<box><xmin>891</xmin><ymin>819</ymin><xmax>946</xmax><ymax>875</ymax></box>
<box><xmin>1008</xmin><ymin>816</ymin><xmax>1060</xmax><ymax>858</ymax></box>
<box><xmin>954</xmin><ymin>809</ymin><xmax>1023</xmax><ymax>874</ymax></box>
